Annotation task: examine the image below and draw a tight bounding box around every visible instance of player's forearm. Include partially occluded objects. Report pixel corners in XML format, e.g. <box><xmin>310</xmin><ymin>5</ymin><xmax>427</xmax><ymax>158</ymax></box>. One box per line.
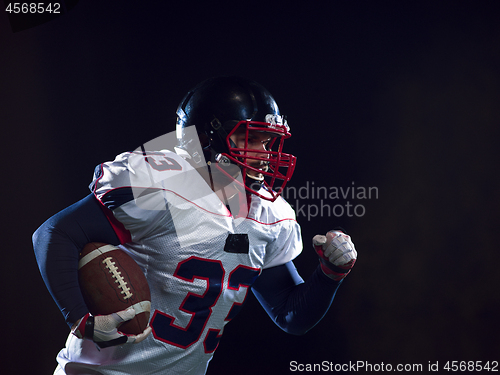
<box><xmin>252</xmin><ymin>262</ymin><xmax>342</xmax><ymax>335</ymax></box>
<box><xmin>33</xmin><ymin>221</ymin><xmax>89</xmax><ymax>326</ymax></box>
<box><xmin>33</xmin><ymin>194</ymin><xmax>121</xmax><ymax>327</ymax></box>
<box><xmin>272</xmin><ymin>266</ymin><xmax>342</xmax><ymax>335</ymax></box>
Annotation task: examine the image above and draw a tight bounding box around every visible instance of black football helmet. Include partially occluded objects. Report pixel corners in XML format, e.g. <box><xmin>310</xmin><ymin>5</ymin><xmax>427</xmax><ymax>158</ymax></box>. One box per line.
<box><xmin>175</xmin><ymin>76</ymin><xmax>296</xmax><ymax>201</ymax></box>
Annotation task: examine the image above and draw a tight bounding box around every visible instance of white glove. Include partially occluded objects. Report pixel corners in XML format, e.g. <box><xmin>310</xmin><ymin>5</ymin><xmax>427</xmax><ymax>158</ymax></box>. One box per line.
<box><xmin>313</xmin><ymin>230</ymin><xmax>357</xmax><ymax>280</ymax></box>
<box><xmin>72</xmin><ymin>308</ymin><xmax>152</xmax><ymax>349</ymax></box>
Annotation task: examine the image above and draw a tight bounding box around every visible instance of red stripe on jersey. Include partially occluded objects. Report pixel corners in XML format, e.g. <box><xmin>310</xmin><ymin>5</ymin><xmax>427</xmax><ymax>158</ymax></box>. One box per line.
<box><xmin>96</xmin><ymin>196</ymin><xmax>132</xmax><ymax>244</ymax></box>
<box><xmin>245</xmin><ymin>216</ymin><xmax>298</xmax><ymax>226</ymax></box>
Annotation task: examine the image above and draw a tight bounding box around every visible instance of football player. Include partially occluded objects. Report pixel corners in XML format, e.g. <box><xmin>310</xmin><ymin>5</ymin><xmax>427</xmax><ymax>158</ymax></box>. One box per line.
<box><xmin>33</xmin><ymin>76</ymin><xmax>357</xmax><ymax>374</ymax></box>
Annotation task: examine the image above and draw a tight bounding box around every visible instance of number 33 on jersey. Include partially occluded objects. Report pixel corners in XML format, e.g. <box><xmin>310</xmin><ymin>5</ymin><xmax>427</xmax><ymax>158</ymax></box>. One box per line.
<box><xmin>85</xmin><ymin>150</ymin><xmax>302</xmax><ymax>372</ymax></box>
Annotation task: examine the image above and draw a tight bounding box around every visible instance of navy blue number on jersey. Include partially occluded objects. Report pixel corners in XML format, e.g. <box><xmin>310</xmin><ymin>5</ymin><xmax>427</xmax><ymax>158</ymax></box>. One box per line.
<box><xmin>151</xmin><ymin>257</ymin><xmax>260</xmax><ymax>353</ymax></box>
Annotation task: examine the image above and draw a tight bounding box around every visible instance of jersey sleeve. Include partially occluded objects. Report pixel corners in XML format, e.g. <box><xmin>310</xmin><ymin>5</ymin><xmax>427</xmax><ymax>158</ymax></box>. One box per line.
<box><xmin>89</xmin><ymin>151</ymin><xmax>194</xmax><ymax>243</ymax></box>
<box><xmin>254</xmin><ymin>195</ymin><xmax>303</xmax><ymax>269</ymax></box>
<box><xmin>263</xmin><ymin>219</ymin><xmax>302</xmax><ymax>269</ymax></box>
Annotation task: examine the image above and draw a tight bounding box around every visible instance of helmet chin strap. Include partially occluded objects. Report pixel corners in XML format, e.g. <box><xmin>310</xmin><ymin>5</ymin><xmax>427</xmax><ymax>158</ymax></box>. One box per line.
<box><xmin>213</xmin><ymin>154</ymin><xmax>265</xmax><ymax>196</ymax></box>
<box><xmin>246</xmin><ymin>173</ymin><xmax>264</xmax><ymax>182</ymax></box>
<box><xmin>245</xmin><ymin>166</ymin><xmax>267</xmax><ymax>182</ymax></box>
<box><xmin>244</xmin><ymin>163</ymin><xmax>269</xmax><ymax>195</ymax></box>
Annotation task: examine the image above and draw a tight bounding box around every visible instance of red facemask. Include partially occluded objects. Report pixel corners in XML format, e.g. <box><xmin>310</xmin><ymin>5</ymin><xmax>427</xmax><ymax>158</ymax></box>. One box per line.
<box><xmin>219</xmin><ymin>120</ymin><xmax>297</xmax><ymax>202</ymax></box>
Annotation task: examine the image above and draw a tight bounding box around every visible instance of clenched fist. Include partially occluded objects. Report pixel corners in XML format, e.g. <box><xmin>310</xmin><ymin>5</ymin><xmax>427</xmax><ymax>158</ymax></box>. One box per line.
<box><xmin>313</xmin><ymin>230</ymin><xmax>357</xmax><ymax>280</ymax></box>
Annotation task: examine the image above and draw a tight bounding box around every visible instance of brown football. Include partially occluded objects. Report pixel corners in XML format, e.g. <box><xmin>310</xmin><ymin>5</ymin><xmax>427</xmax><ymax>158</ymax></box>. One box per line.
<box><xmin>78</xmin><ymin>242</ymin><xmax>151</xmax><ymax>335</ymax></box>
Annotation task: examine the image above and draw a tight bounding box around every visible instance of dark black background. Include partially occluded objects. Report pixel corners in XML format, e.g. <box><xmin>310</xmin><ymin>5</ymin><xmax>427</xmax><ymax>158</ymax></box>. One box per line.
<box><xmin>1</xmin><ymin>1</ymin><xmax>499</xmax><ymax>374</ymax></box>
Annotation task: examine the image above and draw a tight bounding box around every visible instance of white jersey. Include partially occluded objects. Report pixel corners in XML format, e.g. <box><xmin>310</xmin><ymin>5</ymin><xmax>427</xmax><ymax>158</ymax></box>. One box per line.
<box><xmin>56</xmin><ymin>150</ymin><xmax>302</xmax><ymax>375</ymax></box>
